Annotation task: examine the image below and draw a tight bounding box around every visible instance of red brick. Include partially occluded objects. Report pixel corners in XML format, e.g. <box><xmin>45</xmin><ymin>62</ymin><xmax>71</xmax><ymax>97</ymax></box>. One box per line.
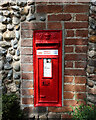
<box><xmin>75</xmin><ymin>46</ymin><xmax>88</xmax><ymax>53</ymax></box>
<box><xmin>76</xmin><ymin>93</ymin><xmax>86</xmax><ymax>100</ymax></box>
<box><xmin>36</xmin><ymin>5</ymin><xmax>63</xmax><ymax>13</ymax></box>
<box><xmin>48</xmin><ymin>22</ymin><xmax>62</xmax><ymax>29</ymax></box>
<box><xmin>21</xmin><ymin>48</ymin><xmax>32</xmax><ymax>55</ymax></box>
<box><xmin>21</xmin><ymin>30</ymin><xmax>33</xmax><ymax>38</ymax></box>
<box><xmin>64</xmin><ymin>69</ymin><xmax>86</xmax><ymax>76</ymax></box>
<box><xmin>66</xmin><ymin>30</ymin><xmax>74</xmax><ymax>37</ymax></box>
<box><xmin>64</xmin><ymin>100</ymin><xmax>77</xmax><ymax>106</ymax></box>
<box><xmin>22</xmin><ymin>81</ymin><xmax>33</xmax><ymax>88</ymax></box>
<box><xmin>65</xmin><ymin>54</ymin><xmax>87</xmax><ymax>61</ymax></box>
<box><xmin>21</xmin><ymin>64</ymin><xmax>33</xmax><ymax>72</ymax></box>
<box><xmin>21</xmin><ymin>39</ymin><xmax>32</xmax><ymax>47</ymax></box>
<box><xmin>76</xmin><ymin>14</ymin><xmax>88</xmax><ymax>21</ymax></box>
<box><xmin>22</xmin><ymin>73</ymin><xmax>33</xmax><ymax>80</ymax></box>
<box><xmin>48</xmin><ymin>106</ymin><xmax>72</xmax><ymax>113</ymax></box>
<box><xmin>64</xmin><ymin>84</ymin><xmax>74</xmax><ymax>91</ymax></box>
<box><xmin>65</xmin><ymin>38</ymin><xmax>88</xmax><ymax>45</ymax></box>
<box><xmin>75</xmin><ymin>77</ymin><xmax>86</xmax><ymax>84</ymax></box>
<box><xmin>22</xmin><ymin>98</ymin><xmax>33</xmax><ymax>104</ymax></box>
<box><xmin>63</xmin><ymin>5</ymin><xmax>89</xmax><ymax>13</ymax></box>
<box><xmin>21</xmin><ymin>55</ymin><xmax>33</xmax><ymax>63</ymax></box>
<box><xmin>64</xmin><ymin>76</ymin><xmax>73</xmax><ymax>83</ymax></box>
<box><xmin>22</xmin><ymin>89</ymin><xmax>34</xmax><ymax>96</ymax></box>
<box><xmin>65</xmin><ymin>61</ymin><xmax>73</xmax><ymax>68</ymax></box>
<box><xmin>75</xmin><ymin>85</ymin><xmax>86</xmax><ymax>92</ymax></box>
<box><xmin>75</xmin><ymin>61</ymin><xmax>87</xmax><ymax>68</ymax></box>
<box><xmin>65</xmin><ymin>22</ymin><xmax>88</xmax><ymax>29</ymax></box>
<box><xmin>64</xmin><ymin>92</ymin><xmax>74</xmax><ymax>99</ymax></box>
<box><xmin>65</xmin><ymin>46</ymin><xmax>74</xmax><ymax>53</ymax></box>
<box><xmin>48</xmin><ymin>14</ymin><xmax>72</xmax><ymax>21</ymax></box>
<box><xmin>76</xmin><ymin>30</ymin><xmax>88</xmax><ymax>37</ymax></box>
<box><xmin>21</xmin><ymin>22</ymin><xmax>46</xmax><ymax>30</ymax></box>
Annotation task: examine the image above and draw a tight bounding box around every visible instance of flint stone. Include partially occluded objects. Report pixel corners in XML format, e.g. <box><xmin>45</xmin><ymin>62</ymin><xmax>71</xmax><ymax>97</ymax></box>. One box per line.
<box><xmin>3</xmin><ymin>31</ymin><xmax>15</xmax><ymax>40</ymax></box>
<box><xmin>27</xmin><ymin>15</ymin><xmax>36</xmax><ymax>21</ymax></box>
<box><xmin>17</xmin><ymin>1</ymin><xmax>27</xmax><ymax>7</ymax></box>
<box><xmin>9</xmin><ymin>1</ymin><xmax>16</xmax><ymax>6</ymax></box>
<box><xmin>7</xmin><ymin>70</ymin><xmax>13</xmax><ymax>79</ymax></box>
<box><xmin>15</xmin><ymin>25</ymin><xmax>20</xmax><ymax>30</ymax></box>
<box><xmin>16</xmin><ymin>49</ymin><xmax>20</xmax><ymax>56</ymax></box>
<box><xmin>89</xmin><ymin>36</ymin><xmax>96</xmax><ymax>43</ymax></box>
<box><xmin>0</xmin><ymin>23</ymin><xmax>6</xmax><ymax>32</ymax></box>
<box><xmin>14</xmin><ymin>11</ymin><xmax>21</xmax><ymax>18</ymax></box>
<box><xmin>13</xmin><ymin>44</ymin><xmax>18</xmax><ymax>49</ymax></box>
<box><xmin>2</xmin><ymin>16</ymin><xmax>7</xmax><ymax>24</ymax></box>
<box><xmin>4</xmin><ymin>79</ymin><xmax>13</xmax><ymax>84</ymax></box>
<box><xmin>30</xmin><ymin>5</ymin><xmax>35</xmax><ymax>14</ymax></box>
<box><xmin>7</xmin><ymin>24</ymin><xmax>14</xmax><ymax>30</ymax></box>
<box><xmin>87</xmin><ymin>94</ymin><xmax>96</xmax><ymax>103</ymax></box>
<box><xmin>21</xmin><ymin>7</ymin><xmax>29</xmax><ymax>15</ymax></box>
<box><xmin>89</xmin><ymin>30</ymin><xmax>96</xmax><ymax>35</ymax></box>
<box><xmin>0</xmin><ymin>15</ymin><xmax>4</xmax><ymax>22</ymax></box>
<box><xmin>13</xmin><ymin>56</ymin><xmax>20</xmax><ymax>61</ymax></box>
<box><xmin>14</xmin><ymin>73</ymin><xmax>20</xmax><ymax>79</ymax></box>
<box><xmin>0</xmin><ymin>48</ymin><xmax>7</xmax><ymax>55</ymax></box>
<box><xmin>92</xmin><ymin>1</ymin><xmax>96</xmax><ymax>5</ymax></box>
<box><xmin>7</xmin><ymin>83</ymin><xmax>17</xmax><ymax>92</ymax></box>
<box><xmin>15</xmin><ymin>81</ymin><xmax>20</xmax><ymax>86</ymax></box>
<box><xmin>28</xmin><ymin>0</ymin><xmax>35</xmax><ymax>5</ymax></box>
<box><xmin>21</xmin><ymin>15</ymin><xmax>26</xmax><ymax>22</ymax></box>
<box><xmin>11</xmin><ymin>6</ymin><xmax>20</xmax><ymax>11</ymax></box>
<box><xmin>0</xmin><ymin>41</ymin><xmax>11</xmax><ymax>48</ymax></box>
<box><xmin>0</xmin><ymin>2</ymin><xmax>9</xmax><ymax>7</ymax></box>
<box><xmin>15</xmin><ymin>31</ymin><xmax>20</xmax><ymax>40</ymax></box>
<box><xmin>6</xmin><ymin>55</ymin><xmax>12</xmax><ymax>62</ymax></box>
<box><xmin>3</xmin><ymin>11</ymin><xmax>10</xmax><ymax>17</ymax></box>
<box><xmin>0</xmin><ymin>60</ymin><xmax>4</xmax><ymax>70</ymax></box>
<box><xmin>7</xmin><ymin>17</ymin><xmax>12</xmax><ymax>23</ymax></box>
<box><xmin>4</xmin><ymin>62</ymin><xmax>12</xmax><ymax>70</ymax></box>
<box><xmin>9</xmin><ymin>48</ymin><xmax>15</xmax><ymax>55</ymax></box>
<box><xmin>90</xmin><ymin>23</ymin><xmax>96</xmax><ymax>30</ymax></box>
<box><xmin>88</xmin><ymin>43</ymin><xmax>96</xmax><ymax>51</ymax></box>
<box><xmin>88</xmin><ymin>50</ymin><xmax>96</xmax><ymax>58</ymax></box>
<box><xmin>0</xmin><ymin>34</ymin><xmax>3</xmax><ymax>41</ymax></box>
<box><xmin>13</xmin><ymin>16</ymin><xmax>20</xmax><ymax>25</ymax></box>
<box><xmin>0</xmin><ymin>12</ymin><xmax>3</xmax><ymax>15</ymax></box>
<box><xmin>87</xmin><ymin>81</ymin><xmax>94</xmax><ymax>87</ymax></box>
<box><xmin>86</xmin><ymin>66</ymin><xmax>94</xmax><ymax>74</ymax></box>
<box><xmin>90</xmin><ymin>6</ymin><xmax>96</xmax><ymax>12</ymax></box>
<box><xmin>13</xmin><ymin>62</ymin><xmax>20</xmax><ymax>71</ymax></box>
<box><xmin>40</xmin><ymin>16</ymin><xmax>46</xmax><ymax>21</ymax></box>
<box><xmin>11</xmin><ymin>39</ymin><xmax>18</xmax><ymax>46</ymax></box>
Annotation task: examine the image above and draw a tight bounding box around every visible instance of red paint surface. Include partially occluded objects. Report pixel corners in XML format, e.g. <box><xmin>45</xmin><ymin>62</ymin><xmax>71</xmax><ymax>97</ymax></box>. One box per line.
<box><xmin>33</xmin><ymin>30</ymin><xmax>62</xmax><ymax>107</ymax></box>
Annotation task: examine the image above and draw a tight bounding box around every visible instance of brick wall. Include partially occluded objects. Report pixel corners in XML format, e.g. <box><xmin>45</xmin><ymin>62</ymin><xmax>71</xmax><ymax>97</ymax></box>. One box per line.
<box><xmin>21</xmin><ymin>2</ymin><xmax>89</xmax><ymax>119</ymax></box>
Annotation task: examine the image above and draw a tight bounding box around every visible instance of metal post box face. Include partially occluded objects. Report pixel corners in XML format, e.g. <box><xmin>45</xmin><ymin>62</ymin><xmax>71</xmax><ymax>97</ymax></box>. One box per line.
<box><xmin>33</xmin><ymin>30</ymin><xmax>62</xmax><ymax>107</ymax></box>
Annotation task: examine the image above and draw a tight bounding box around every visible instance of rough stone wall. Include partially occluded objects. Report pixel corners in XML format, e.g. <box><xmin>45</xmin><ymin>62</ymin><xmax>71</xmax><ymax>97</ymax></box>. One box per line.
<box><xmin>0</xmin><ymin>1</ymin><xmax>35</xmax><ymax>94</ymax></box>
<box><xmin>87</xmin><ymin>1</ymin><xmax>96</xmax><ymax>104</ymax></box>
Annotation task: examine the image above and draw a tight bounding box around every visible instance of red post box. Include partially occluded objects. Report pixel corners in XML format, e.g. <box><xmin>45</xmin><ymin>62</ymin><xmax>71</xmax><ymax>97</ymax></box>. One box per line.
<box><xmin>33</xmin><ymin>30</ymin><xmax>62</xmax><ymax>107</ymax></box>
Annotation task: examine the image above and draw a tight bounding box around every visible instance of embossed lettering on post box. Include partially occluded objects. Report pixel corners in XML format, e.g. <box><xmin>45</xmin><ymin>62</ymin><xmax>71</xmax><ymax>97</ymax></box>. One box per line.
<box><xmin>33</xmin><ymin>30</ymin><xmax>62</xmax><ymax>107</ymax></box>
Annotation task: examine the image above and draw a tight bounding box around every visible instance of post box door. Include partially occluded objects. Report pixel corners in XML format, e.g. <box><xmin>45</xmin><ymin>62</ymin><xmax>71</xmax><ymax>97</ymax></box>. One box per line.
<box><xmin>33</xmin><ymin>30</ymin><xmax>62</xmax><ymax>107</ymax></box>
<box><xmin>38</xmin><ymin>58</ymin><xmax>59</xmax><ymax>103</ymax></box>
